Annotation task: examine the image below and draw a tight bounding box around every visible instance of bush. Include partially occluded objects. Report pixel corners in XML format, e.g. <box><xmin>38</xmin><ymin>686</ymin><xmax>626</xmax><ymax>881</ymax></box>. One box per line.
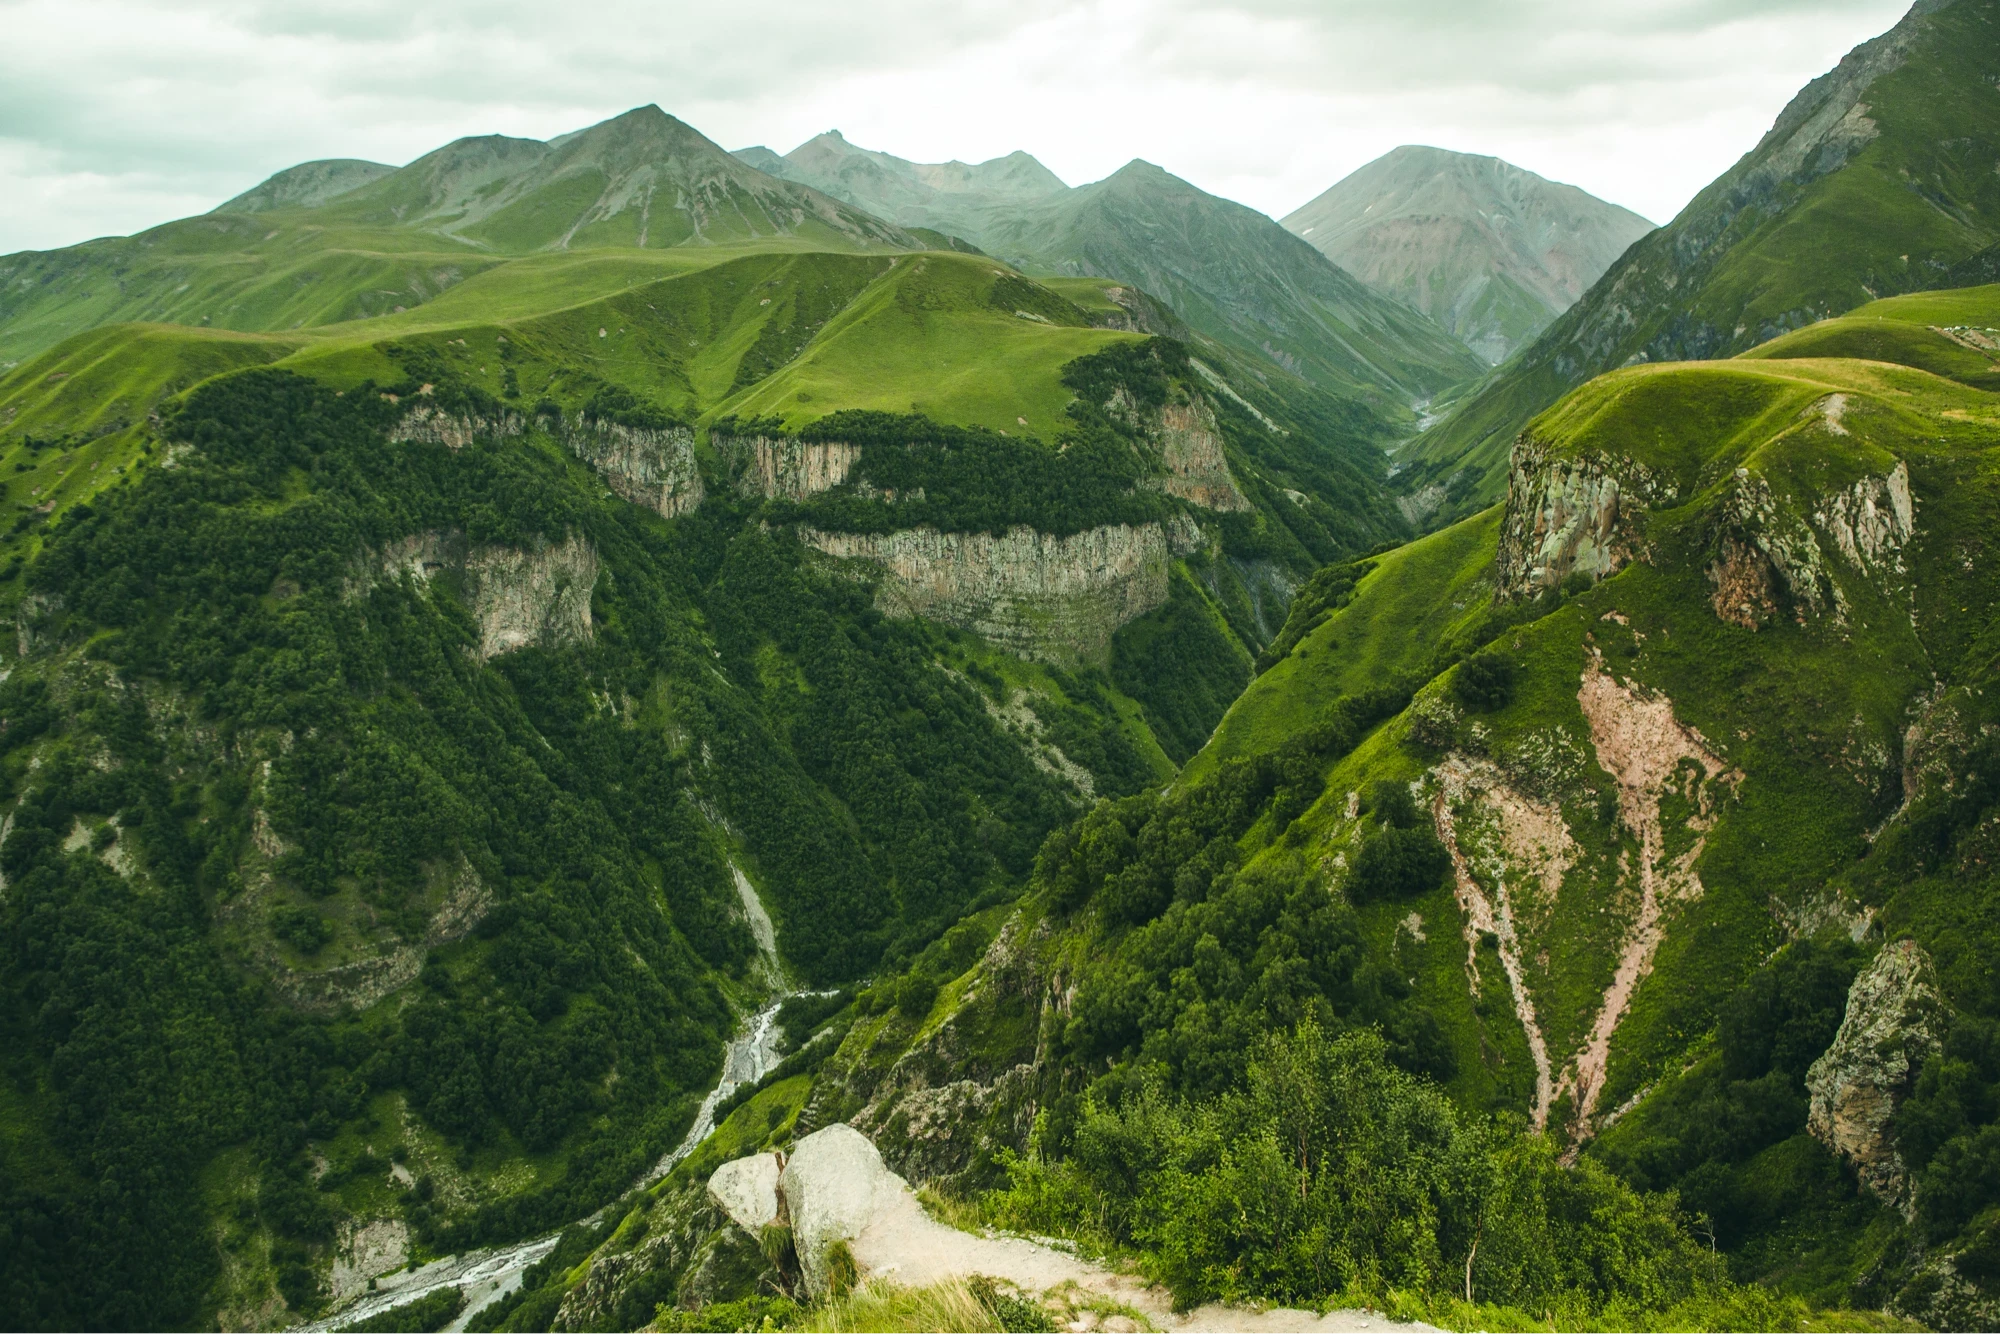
<box><xmin>1347</xmin><ymin>825</ymin><xmax>1452</xmax><ymax>902</ymax></box>
<box><xmin>1452</xmin><ymin>653</ymin><xmax>1515</xmax><ymax>712</ymax></box>
<box><xmin>1366</xmin><ymin>779</ymin><xmax>1420</xmax><ymax>830</ymax></box>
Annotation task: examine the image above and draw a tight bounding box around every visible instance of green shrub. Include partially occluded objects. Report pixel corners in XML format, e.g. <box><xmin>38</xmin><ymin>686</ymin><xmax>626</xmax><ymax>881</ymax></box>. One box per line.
<box><xmin>1347</xmin><ymin>825</ymin><xmax>1452</xmax><ymax>902</ymax></box>
<box><xmin>1452</xmin><ymin>652</ymin><xmax>1515</xmax><ymax>711</ymax></box>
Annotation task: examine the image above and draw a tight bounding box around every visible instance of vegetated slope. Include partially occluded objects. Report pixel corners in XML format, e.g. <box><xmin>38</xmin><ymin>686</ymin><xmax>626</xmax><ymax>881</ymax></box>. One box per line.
<box><xmin>1049</xmin><ymin>282</ymin><xmax>2000</xmax><ymax>1323</ymax></box>
<box><xmin>976</xmin><ymin>160</ymin><xmax>1488</xmax><ymax>413</ymax></box>
<box><xmin>739</xmin><ymin>129</ymin><xmax>1068</xmax><ymax>245</ymax></box>
<box><xmin>0</xmin><ymin>237</ymin><xmax>1420</xmax><ymax>1327</ymax></box>
<box><xmin>211</xmin><ymin>158</ymin><xmax>396</xmax><ymax>214</ymax></box>
<box><xmin>1407</xmin><ymin>0</ymin><xmax>2000</xmax><ymax>513</ymax></box>
<box><xmin>1282</xmin><ymin>145</ymin><xmax>1654</xmax><ymax>365</ymax></box>
<box><xmin>0</xmin><ymin>106</ymin><xmax>914</xmax><ymax>369</ymax></box>
<box><xmin>742</xmin><ymin>131</ymin><xmax>1485</xmax><ymax>415</ymax></box>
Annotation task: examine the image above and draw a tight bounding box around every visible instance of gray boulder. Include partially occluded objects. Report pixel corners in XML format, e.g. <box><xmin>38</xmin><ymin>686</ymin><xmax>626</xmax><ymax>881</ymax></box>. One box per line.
<box><xmin>707</xmin><ymin>1151</ymin><xmax>782</xmax><ymax>1234</ymax></box>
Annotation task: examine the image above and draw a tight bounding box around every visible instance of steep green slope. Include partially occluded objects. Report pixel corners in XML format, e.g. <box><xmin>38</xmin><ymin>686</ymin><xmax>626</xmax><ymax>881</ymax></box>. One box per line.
<box><xmin>0</xmin><ymin>222</ymin><xmax>1424</xmax><ymax>1326</ymax></box>
<box><xmin>0</xmin><ymin>107</ymin><xmax>914</xmax><ymax>370</ymax></box>
<box><xmin>1407</xmin><ymin>0</ymin><xmax>2000</xmax><ymax>512</ymax></box>
<box><xmin>1042</xmin><ymin>283</ymin><xmax>2000</xmax><ymax>1321</ymax></box>
<box><xmin>1281</xmin><ymin>145</ymin><xmax>1654</xmax><ymax>365</ymax></box>
<box><xmin>972</xmin><ymin>161</ymin><xmax>1487</xmax><ymax>413</ymax></box>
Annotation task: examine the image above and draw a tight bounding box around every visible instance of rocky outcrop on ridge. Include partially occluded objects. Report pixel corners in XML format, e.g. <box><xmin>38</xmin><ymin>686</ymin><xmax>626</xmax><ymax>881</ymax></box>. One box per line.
<box><xmin>1495</xmin><ymin>438</ymin><xmax>1665</xmax><ymax>598</ymax></box>
<box><xmin>803</xmin><ymin>515</ymin><xmax>1202</xmax><ymax>666</ymax></box>
<box><xmin>1806</xmin><ymin>938</ymin><xmax>1945</xmax><ymax>1206</ymax></box>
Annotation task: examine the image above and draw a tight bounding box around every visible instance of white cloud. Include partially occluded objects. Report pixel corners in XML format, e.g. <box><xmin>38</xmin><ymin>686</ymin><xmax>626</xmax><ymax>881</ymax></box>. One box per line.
<box><xmin>0</xmin><ymin>0</ymin><xmax>1916</xmax><ymax>253</ymax></box>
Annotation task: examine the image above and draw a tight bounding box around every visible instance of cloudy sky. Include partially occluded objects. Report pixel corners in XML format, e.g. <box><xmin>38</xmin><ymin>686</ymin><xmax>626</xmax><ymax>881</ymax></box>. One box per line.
<box><xmin>0</xmin><ymin>0</ymin><xmax>1913</xmax><ymax>255</ymax></box>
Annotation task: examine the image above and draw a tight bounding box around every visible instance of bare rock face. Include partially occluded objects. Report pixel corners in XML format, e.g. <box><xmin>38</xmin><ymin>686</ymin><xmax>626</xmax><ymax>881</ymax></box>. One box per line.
<box><xmin>719</xmin><ymin>435</ymin><xmax>862</xmax><ymax>501</ymax></box>
<box><xmin>707</xmin><ymin>1151</ymin><xmax>782</xmax><ymax>1234</ymax></box>
<box><xmin>357</xmin><ymin>530</ymin><xmax>598</xmax><ymax>660</ymax></box>
<box><xmin>391</xmin><ymin>404</ymin><xmax>524</xmax><ymax>450</ymax></box>
<box><xmin>562</xmin><ymin>418</ymin><xmax>703</xmax><ymax>518</ymax></box>
<box><xmin>1145</xmin><ymin>399</ymin><xmax>1252</xmax><ymax>513</ymax></box>
<box><xmin>802</xmin><ymin>516</ymin><xmax>1201</xmax><ymax>667</ymax></box>
<box><xmin>1807</xmin><ymin>939</ymin><xmax>1945</xmax><ymax>1205</ymax></box>
<box><xmin>1495</xmin><ymin>437</ymin><xmax>1662</xmax><ymax>598</ymax></box>
<box><xmin>779</xmin><ymin>1124</ymin><xmax>903</xmax><ymax>1296</ymax></box>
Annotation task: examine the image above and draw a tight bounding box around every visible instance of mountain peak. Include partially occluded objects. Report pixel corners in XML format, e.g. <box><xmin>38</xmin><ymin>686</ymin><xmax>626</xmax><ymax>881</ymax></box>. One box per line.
<box><xmin>1283</xmin><ymin>144</ymin><xmax>1654</xmax><ymax>364</ymax></box>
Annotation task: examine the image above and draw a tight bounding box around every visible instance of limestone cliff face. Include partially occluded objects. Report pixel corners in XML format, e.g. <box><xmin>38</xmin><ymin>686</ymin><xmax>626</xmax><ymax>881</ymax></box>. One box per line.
<box><xmin>1704</xmin><ymin>456</ymin><xmax>1914</xmax><ymax>629</ymax></box>
<box><xmin>562</xmin><ymin>417</ymin><xmax>703</xmax><ymax>518</ymax></box>
<box><xmin>802</xmin><ymin>515</ymin><xmax>1200</xmax><ymax>666</ymax></box>
<box><xmin>392</xmin><ymin>405</ymin><xmax>703</xmax><ymax>518</ymax></box>
<box><xmin>718</xmin><ymin>434</ymin><xmax>862</xmax><ymax>501</ymax></box>
<box><xmin>1496</xmin><ymin>436</ymin><xmax>1665</xmax><ymax>597</ymax></box>
<box><xmin>1806</xmin><ymin>939</ymin><xmax>1944</xmax><ymax>1207</ymax></box>
<box><xmin>391</xmin><ymin>404</ymin><xmax>525</xmax><ymax>449</ymax></box>
<box><xmin>356</xmin><ymin>530</ymin><xmax>598</xmax><ymax>660</ymax></box>
<box><xmin>1142</xmin><ymin>399</ymin><xmax>1252</xmax><ymax>512</ymax></box>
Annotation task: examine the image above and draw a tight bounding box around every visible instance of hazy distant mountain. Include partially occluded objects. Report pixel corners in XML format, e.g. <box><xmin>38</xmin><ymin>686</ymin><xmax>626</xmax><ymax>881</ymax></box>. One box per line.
<box><xmin>1283</xmin><ymin>147</ymin><xmax>1653</xmax><ymax>365</ymax></box>
<box><xmin>747</xmin><ymin>133</ymin><xmax>1483</xmax><ymax>409</ymax></box>
<box><xmin>977</xmin><ymin>159</ymin><xmax>1486</xmax><ymax>406</ymax></box>
<box><xmin>211</xmin><ymin>158</ymin><xmax>395</xmax><ymax>215</ymax></box>
<box><xmin>311</xmin><ymin>106</ymin><xmax>912</xmax><ymax>251</ymax></box>
<box><xmin>1409</xmin><ymin>0</ymin><xmax>2000</xmax><ymax>506</ymax></box>
<box><xmin>735</xmin><ymin>130</ymin><xmax>1067</xmax><ymax>244</ymax></box>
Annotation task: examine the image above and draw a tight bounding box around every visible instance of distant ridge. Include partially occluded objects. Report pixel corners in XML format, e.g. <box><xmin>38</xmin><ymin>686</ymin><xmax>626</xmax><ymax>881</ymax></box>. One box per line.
<box><xmin>1282</xmin><ymin>146</ymin><xmax>1653</xmax><ymax>365</ymax></box>
<box><xmin>211</xmin><ymin>158</ymin><xmax>395</xmax><ymax>215</ymax></box>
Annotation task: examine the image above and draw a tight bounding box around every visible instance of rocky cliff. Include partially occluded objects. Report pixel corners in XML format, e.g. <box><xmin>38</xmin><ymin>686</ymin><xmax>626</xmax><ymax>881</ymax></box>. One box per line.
<box><xmin>1807</xmin><ymin>939</ymin><xmax>1944</xmax><ymax>1207</ymax></box>
<box><xmin>562</xmin><ymin>417</ymin><xmax>704</xmax><ymax>518</ymax></box>
<box><xmin>717</xmin><ymin>434</ymin><xmax>861</xmax><ymax>501</ymax></box>
<box><xmin>354</xmin><ymin>529</ymin><xmax>599</xmax><ymax>659</ymax></box>
<box><xmin>802</xmin><ymin>516</ymin><xmax>1202</xmax><ymax>667</ymax></box>
<box><xmin>1494</xmin><ymin>436</ymin><xmax>1666</xmax><ymax>599</ymax></box>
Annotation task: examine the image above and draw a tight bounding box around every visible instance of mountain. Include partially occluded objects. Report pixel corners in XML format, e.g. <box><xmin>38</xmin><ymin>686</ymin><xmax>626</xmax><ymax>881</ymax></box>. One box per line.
<box><xmin>0</xmin><ymin>106</ymin><xmax>914</xmax><ymax>368</ymax></box>
<box><xmin>738</xmin><ymin>129</ymin><xmax>1068</xmax><ymax>244</ymax></box>
<box><xmin>745</xmin><ymin>133</ymin><xmax>1486</xmax><ymax>414</ymax></box>
<box><xmin>211</xmin><ymin>157</ymin><xmax>395</xmax><ymax>214</ymax></box>
<box><xmin>1405</xmin><ymin>0</ymin><xmax>2000</xmax><ymax>511</ymax></box>
<box><xmin>1282</xmin><ymin>145</ymin><xmax>1654</xmax><ymax>364</ymax></box>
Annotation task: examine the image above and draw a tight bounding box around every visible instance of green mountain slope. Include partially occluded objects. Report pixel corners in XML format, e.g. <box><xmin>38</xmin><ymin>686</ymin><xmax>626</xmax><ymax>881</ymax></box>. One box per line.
<box><xmin>975</xmin><ymin>160</ymin><xmax>1487</xmax><ymax>412</ymax></box>
<box><xmin>744</xmin><ymin>133</ymin><xmax>1485</xmax><ymax>414</ymax></box>
<box><xmin>1282</xmin><ymin>145</ymin><xmax>1654</xmax><ymax>365</ymax></box>
<box><xmin>1407</xmin><ymin>0</ymin><xmax>2000</xmax><ymax>511</ymax></box>
<box><xmin>0</xmin><ymin>106</ymin><xmax>914</xmax><ymax>370</ymax></box>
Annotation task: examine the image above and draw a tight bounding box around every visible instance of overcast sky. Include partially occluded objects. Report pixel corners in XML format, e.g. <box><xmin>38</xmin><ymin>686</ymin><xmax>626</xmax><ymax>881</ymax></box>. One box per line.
<box><xmin>0</xmin><ymin>0</ymin><xmax>1914</xmax><ymax>256</ymax></box>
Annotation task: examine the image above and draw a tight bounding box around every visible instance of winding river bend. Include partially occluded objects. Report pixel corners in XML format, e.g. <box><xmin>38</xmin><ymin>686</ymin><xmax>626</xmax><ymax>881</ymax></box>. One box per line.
<box><xmin>305</xmin><ymin>868</ymin><xmax>796</xmax><ymax>1333</ymax></box>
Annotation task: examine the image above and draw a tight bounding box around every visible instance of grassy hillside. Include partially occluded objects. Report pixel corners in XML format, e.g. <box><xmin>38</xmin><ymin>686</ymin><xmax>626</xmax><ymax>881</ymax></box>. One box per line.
<box><xmin>1405</xmin><ymin>0</ymin><xmax>2000</xmax><ymax>512</ymax></box>
<box><xmin>1035</xmin><ymin>280</ymin><xmax>1997</xmax><ymax>1321</ymax></box>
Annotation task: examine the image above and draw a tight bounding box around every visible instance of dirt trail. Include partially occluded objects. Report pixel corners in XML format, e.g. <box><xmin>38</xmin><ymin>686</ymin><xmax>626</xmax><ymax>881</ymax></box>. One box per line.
<box><xmin>831</xmin><ymin>1134</ymin><xmax>1436</xmax><ymax>1333</ymax></box>
<box><xmin>1563</xmin><ymin>655</ymin><xmax>1736</xmax><ymax>1132</ymax></box>
<box><xmin>1431</xmin><ymin>759</ymin><xmax>1555</xmax><ymax>1128</ymax></box>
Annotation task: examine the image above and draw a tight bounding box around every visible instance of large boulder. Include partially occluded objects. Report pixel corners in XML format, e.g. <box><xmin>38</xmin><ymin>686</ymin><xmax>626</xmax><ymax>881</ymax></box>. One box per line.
<box><xmin>778</xmin><ymin>1124</ymin><xmax>903</xmax><ymax>1295</ymax></box>
<box><xmin>707</xmin><ymin>1151</ymin><xmax>781</xmax><ymax>1234</ymax></box>
<box><xmin>1806</xmin><ymin>939</ymin><xmax>1945</xmax><ymax>1205</ymax></box>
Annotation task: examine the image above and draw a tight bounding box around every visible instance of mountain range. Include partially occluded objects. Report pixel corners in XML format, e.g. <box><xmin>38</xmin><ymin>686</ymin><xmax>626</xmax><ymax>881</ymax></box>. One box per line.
<box><xmin>1282</xmin><ymin>145</ymin><xmax>1655</xmax><ymax>365</ymax></box>
<box><xmin>1405</xmin><ymin>0</ymin><xmax>2000</xmax><ymax>512</ymax></box>
<box><xmin>4</xmin><ymin>1</ymin><xmax>2000</xmax><ymax>1330</ymax></box>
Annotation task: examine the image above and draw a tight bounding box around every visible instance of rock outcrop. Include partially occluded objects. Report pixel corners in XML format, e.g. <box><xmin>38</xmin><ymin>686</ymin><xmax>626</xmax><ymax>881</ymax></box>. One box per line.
<box><xmin>1704</xmin><ymin>459</ymin><xmax>1915</xmax><ymax>629</ymax></box>
<box><xmin>390</xmin><ymin>404</ymin><xmax>524</xmax><ymax>449</ymax></box>
<box><xmin>802</xmin><ymin>516</ymin><xmax>1202</xmax><ymax>666</ymax></box>
<box><xmin>354</xmin><ymin>530</ymin><xmax>598</xmax><ymax>660</ymax></box>
<box><xmin>718</xmin><ymin>434</ymin><xmax>861</xmax><ymax>501</ymax></box>
<box><xmin>1807</xmin><ymin>939</ymin><xmax>1944</xmax><ymax>1206</ymax></box>
<box><xmin>561</xmin><ymin>417</ymin><xmax>703</xmax><ymax>518</ymax></box>
<box><xmin>1144</xmin><ymin>399</ymin><xmax>1253</xmax><ymax>512</ymax></box>
<box><xmin>1496</xmin><ymin>438</ymin><xmax>1664</xmax><ymax>598</ymax></box>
